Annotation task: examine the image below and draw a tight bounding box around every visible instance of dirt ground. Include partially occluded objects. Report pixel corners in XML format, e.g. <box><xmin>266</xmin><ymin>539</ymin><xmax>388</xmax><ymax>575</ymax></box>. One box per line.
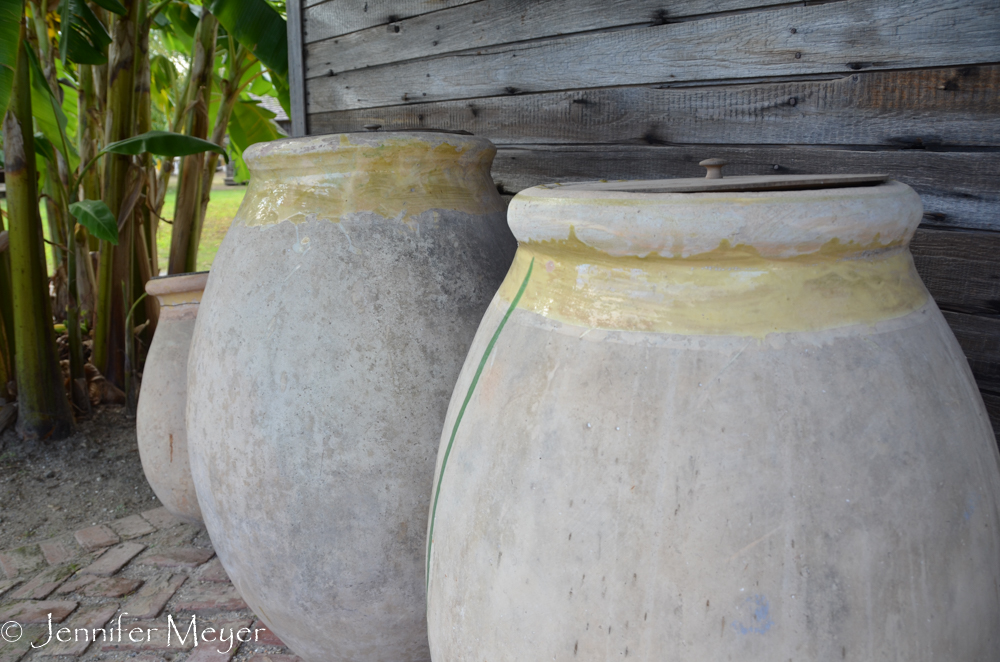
<box><xmin>0</xmin><ymin>406</ymin><xmax>158</xmax><ymax>551</ymax></box>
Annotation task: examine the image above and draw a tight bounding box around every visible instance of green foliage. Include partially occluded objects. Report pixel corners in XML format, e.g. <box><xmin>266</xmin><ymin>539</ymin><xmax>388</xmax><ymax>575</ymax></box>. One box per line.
<box><xmin>6</xmin><ymin>0</ymin><xmax>290</xmax><ymax>407</ymax></box>
<box><xmin>103</xmin><ymin>129</ymin><xmax>229</xmax><ymax>162</ymax></box>
<box><xmin>69</xmin><ymin>199</ymin><xmax>118</xmax><ymax>244</ymax></box>
<box><xmin>0</xmin><ymin>0</ymin><xmax>25</xmax><ymax>116</ymax></box>
<box><xmin>249</xmin><ymin>66</ymin><xmax>272</xmax><ymax>96</ymax></box>
<box><xmin>156</xmin><ymin>185</ymin><xmax>246</xmax><ymax>271</ymax></box>
<box><xmin>150</xmin><ymin>53</ymin><xmax>177</xmax><ymax>117</ymax></box>
<box><xmin>228</xmin><ymin>98</ymin><xmax>284</xmax><ymax>182</ymax></box>
<box><xmin>90</xmin><ymin>0</ymin><xmax>127</xmax><ymax>14</ymax></box>
<box><xmin>229</xmin><ymin>98</ymin><xmax>284</xmax><ymax>150</ymax></box>
<box><xmin>54</xmin><ymin>57</ymin><xmax>79</xmax><ymax>142</ymax></box>
<box><xmin>271</xmin><ymin>70</ymin><xmax>290</xmax><ymax>115</ymax></box>
<box><xmin>25</xmin><ymin>45</ymin><xmax>79</xmax><ymax>170</ymax></box>
<box><xmin>154</xmin><ymin>2</ymin><xmax>199</xmax><ymax>53</ymax></box>
<box><xmin>33</xmin><ymin>131</ymin><xmax>55</xmax><ymax>164</ymax></box>
<box><xmin>207</xmin><ymin>0</ymin><xmax>287</xmax><ymax>76</ymax></box>
<box><xmin>165</xmin><ymin>2</ymin><xmax>199</xmax><ymax>38</ymax></box>
<box><xmin>58</xmin><ymin>0</ymin><xmax>113</xmax><ymax>65</ymax></box>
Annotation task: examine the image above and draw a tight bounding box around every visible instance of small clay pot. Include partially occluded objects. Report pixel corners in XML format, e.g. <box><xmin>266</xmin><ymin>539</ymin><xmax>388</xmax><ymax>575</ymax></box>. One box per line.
<box><xmin>136</xmin><ymin>271</ymin><xmax>209</xmax><ymax>525</ymax></box>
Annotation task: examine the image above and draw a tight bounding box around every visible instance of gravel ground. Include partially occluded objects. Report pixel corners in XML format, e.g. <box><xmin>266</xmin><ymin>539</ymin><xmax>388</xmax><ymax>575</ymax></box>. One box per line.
<box><xmin>0</xmin><ymin>406</ymin><xmax>158</xmax><ymax>550</ymax></box>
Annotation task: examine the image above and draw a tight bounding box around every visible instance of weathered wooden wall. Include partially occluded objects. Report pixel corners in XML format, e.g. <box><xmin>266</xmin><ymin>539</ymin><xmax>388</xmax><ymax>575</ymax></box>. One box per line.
<box><xmin>292</xmin><ymin>0</ymin><xmax>1000</xmax><ymax>439</ymax></box>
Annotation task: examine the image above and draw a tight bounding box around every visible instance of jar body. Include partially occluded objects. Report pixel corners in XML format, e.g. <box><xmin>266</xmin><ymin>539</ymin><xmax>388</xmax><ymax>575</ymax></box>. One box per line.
<box><xmin>136</xmin><ymin>272</ymin><xmax>207</xmax><ymax>525</ymax></box>
<box><xmin>425</xmin><ymin>181</ymin><xmax>1000</xmax><ymax>660</ymax></box>
<box><xmin>187</xmin><ymin>133</ymin><xmax>514</xmax><ymax>662</ymax></box>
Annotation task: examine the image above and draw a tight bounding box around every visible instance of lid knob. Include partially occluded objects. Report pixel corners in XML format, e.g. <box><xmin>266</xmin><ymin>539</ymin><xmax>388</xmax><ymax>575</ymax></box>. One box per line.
<box><xmin>363</xmin><ymin>123</ymin><xmax>382</xmax><ymax>131</ymax></box>
<box><xmin>699</xmin><ymin>158</ymin><xmax>727</xmax><ymax>179</ymax></box>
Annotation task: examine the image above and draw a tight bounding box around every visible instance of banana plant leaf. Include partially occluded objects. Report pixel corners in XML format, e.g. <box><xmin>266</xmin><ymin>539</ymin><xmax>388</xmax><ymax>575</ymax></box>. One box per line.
<box><xmin>228</xmin><ymin>97</ymin><xmax>285</xmax><ymax>155</ymax></box>
<box><xmin>150</xmin><ymin>53</ymin><xmax>177</xmax><ymax>117</ymax></box>
<box><xmin>90</xmin><ymin>0</ymin><xmax>126</xmax><ymax>15</ymax></box>
<box><xmin>55</xmin><ymin>57</ymin><xmax>79</xmax><ymax>143</ymax></box>
<box><xmin>26</xmin><ymin>44</ymin><xmax>79</xmax><ymax>170</ymax></box>
<box><xmin>103</xmin><ymin>129</ymin><xmax>229</xmax><ymax>163</ymax></box>
<box><xmin>155</xmin><ymin>2</ymin><xmax>198</xmax><ymax>52</ymax></box>
<box><xmin>0</xmin><ymin>0</ymin><xmax>25</xmax><ymax>116</ymax></box>
<box><xmin>230</xmin><ymin>141</ymin><xmax>250</xmax><ymax>184</ymax></box>
<box><xmin>249</xmin><ymin>65</ymin><xmax>273</xmax><ymax>97</ymax></box>
<box><xmin>165</xmin><ymin>2</ymin><xmax>199</xmax><ymax>39</ymax></box>
<box><xmin>207</xmin><ymin>0</ymin><xmax>287</xmax><ymax>77</ymax></box>
<box><xmin>33</xmin><ymin>131</ymin><xmax>55</xmax><ymax>164</ymax></box>
<box><xmin>158</xmin><ymin>27</ymin><xmax>193</xmax><ymax>55</ymax></box>
<box><xmin>58</xmin><ymin>0</ymin><xmax>113</xmax><ymax>65</ymax></box>
<box><xmin>271</xmin><ymin>71</ymin><xmax>290</xmax><ymax>116</ymax></box>
<box><xmin>69</xmin><ymin>199</ymin><xmax>118</xmax><ymax>244</ymax></box>
<box><xmin>226</xmin><ymin>97</ymin><xmax>284</xmax><ymax>183</ymax></box>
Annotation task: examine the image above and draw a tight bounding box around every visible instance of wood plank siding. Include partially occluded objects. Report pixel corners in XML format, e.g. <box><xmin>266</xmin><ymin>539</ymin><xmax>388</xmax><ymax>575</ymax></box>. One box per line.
<box><xmin>293</xmin><ymin>0</ymin><xmax>1000</xmax><ymax>440</ymax></box>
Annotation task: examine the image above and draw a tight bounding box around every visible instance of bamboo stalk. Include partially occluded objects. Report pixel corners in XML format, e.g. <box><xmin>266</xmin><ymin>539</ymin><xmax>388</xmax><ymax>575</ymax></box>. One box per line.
<box><xmin>3</xmin><ymin>24</ymin><xmax>75</xmax><ymax>439</ymax></box>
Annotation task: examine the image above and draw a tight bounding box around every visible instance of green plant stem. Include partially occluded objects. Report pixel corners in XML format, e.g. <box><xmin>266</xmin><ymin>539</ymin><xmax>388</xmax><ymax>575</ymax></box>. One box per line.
<box><xmin>41</xmin><ymin>177</ymin><xmax>66</xmax><ymax>272</ymax></box>
<box><xmin>198</xmin><ymin>39</ymin><xmax>246</xmax><ymax>234</ymax></box>
<box><xmin>93</xmin><ymin>0</ymin><xmax>141</xmax><ymax>388</ymax></box>
<box><xmin>66</xmin><ymin>225</ymin><xmax>90</xmax><ymax>416</ymax></box>
<box><xmin>3</xmin><ymin>25</ymin><xmax>74</xmax><ymax>439</ymax></box>
<box><xmin>76</xmin><ymin>61</ymin><xmax>100</xmax><ymax>323</ymax></box>
<box><xmin>0</xmin><ymin>208</ymin><xmax>16</xmax><ymax>399</ymax></box>
<box><xmin>168</xmin><ymin>9</ymin><xmax>216</xmax><ymax>274</ymax></box>
<box><xmin>153</xmin><ymin>66</ymin><xmax>190</xmax><ymax>219</ymax></box>
<box><xmin>78</xmin><ymin>63</ymin><xmax>102</xmax><ymax>201</ymax></box>
<box><xmin>123</xmin><ymin>288</ymin><xmax>146</xmax><ymax>413</ymax></box>
<box><xmin>135</xmin><ymin>9</ymin><xmax>157</xmax><ymax>330</ymax></box>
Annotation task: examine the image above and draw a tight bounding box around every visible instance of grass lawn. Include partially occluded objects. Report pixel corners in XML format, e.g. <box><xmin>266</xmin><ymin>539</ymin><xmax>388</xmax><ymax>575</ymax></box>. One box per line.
<box><xmin>2</xmin><ymin>175</ymin><xmax>246</xmax><ymax>276</ymax></box>
<box><xmin>156</xmin><ymin>181</ymin><xmax>247</xmax><ymax>273</ymax></box>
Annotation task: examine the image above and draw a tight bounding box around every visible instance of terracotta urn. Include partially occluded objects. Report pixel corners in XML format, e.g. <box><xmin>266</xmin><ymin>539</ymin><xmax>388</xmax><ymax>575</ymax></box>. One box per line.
<box><xmin>186</xmin><ymin>131</ymin><xmax>515</xmax><ymax>661</ymax></box>
<box><xmin>136</xmin><ymin>271</ymin><xmax>208</xmax><ymax>525</ymax></box>
<box><xmin>425</xmin><ymin>168</ymin><xmax>1000</xmax><ymax>660</ymax></box>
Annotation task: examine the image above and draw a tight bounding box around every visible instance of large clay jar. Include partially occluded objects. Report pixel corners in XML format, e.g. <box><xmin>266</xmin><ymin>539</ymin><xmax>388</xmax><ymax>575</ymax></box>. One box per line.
<box><xmin>426</xmin><ymin>172</ymin><xmax>1000</xmax><ymax>660</ymax></box>
<box><xmin>136</xmin><ymin>271</ymin><xmax>208</xmax><ymax>525</ymax></box>
<box><xmin>186</xmin><ymin>131</ymin><xmax>515</xmax><ymax>662</ymax></box>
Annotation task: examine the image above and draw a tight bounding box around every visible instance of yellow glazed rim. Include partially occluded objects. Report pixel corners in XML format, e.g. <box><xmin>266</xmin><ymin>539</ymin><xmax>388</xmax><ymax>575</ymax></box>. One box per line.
<box><xmin>498</xmin><ymin>180</ymin><xmax>928</xmax><ymax>337</ymax></box>
<box><xmin>237</xmin><ymin>133</ymin><xmax>503</xmax><ymax>226</ymax></box>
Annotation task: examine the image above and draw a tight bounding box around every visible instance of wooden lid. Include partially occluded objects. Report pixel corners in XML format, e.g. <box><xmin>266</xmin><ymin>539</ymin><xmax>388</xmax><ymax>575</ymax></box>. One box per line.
<box><xmin>551</xmin><ymin>174</ymin><xmax>888</xmax><ymax>194</ymax></box>
<box><xmin>543</xmin><ymin>159</ymin><xmax>888</xmax><ymax>193</ymax></box>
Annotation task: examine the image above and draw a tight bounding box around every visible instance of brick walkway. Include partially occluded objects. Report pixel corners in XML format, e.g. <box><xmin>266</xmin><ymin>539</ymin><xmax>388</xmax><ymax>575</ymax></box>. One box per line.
<box><xmin>0</xmin><ymin>509</ymin><xmax>302</xmax><ymax>662</ymax></box>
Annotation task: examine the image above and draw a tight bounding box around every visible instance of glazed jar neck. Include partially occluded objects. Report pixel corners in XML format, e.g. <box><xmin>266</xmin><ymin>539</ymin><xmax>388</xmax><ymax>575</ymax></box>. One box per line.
<box><xmin>498</xmin><ymin>180</ymin><xmax>928</xmax><ymax>337</ymax></box>
<box><xmin>238</xmin><ymin>134</ymin><xmax>504</xmax><ymax>227</ymax></box>
<box><xmin>497</xmin><ymin>232</ymin><xmax>928</xmax><ymax>338</ymax></box>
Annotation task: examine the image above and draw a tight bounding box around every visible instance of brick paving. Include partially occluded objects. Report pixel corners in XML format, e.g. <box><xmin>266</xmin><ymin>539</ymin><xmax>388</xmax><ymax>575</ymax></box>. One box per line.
<box><xmin>0</xmin><ymin>509</ymin><xmax>302</xmax><ymax>661</ymax></box>
<box><xmin>138</xmin><ymin>548</ymin><xmax>215</xmax><ymax>569</ymax></box>
<box><xmin>79</xmin><ymin>542</ymin><xmax>147</xmax><ymax>577</ymax></box>
<box><xmin>74</xmin><ymin>526</ymin><xmax>120</xmax><ymax>552</ymax></box>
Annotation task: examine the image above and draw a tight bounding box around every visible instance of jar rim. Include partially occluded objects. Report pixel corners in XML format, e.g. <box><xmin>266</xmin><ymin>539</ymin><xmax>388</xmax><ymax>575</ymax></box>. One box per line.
<box><xmin>243</xmin><ymin>132</ymin><xmax>494</xmax><ymax>172</ymax></box>
<box><xmin>507</xmin><ymin>179</ymin><xmax>923</xmax><ymax>259</ymax></box>
<box><xmin>145</xmin><ymin>271</ymin><xmax>209</xmax><ymax>297</ymax></box>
